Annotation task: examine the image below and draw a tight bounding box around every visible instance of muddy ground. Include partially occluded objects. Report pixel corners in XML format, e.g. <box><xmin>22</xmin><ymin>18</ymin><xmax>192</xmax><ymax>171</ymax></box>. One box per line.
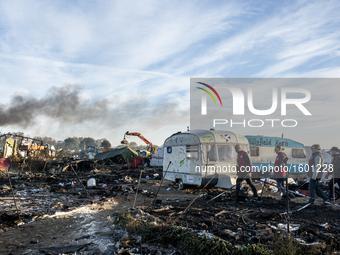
<box><xmin>1</xmin><ymin>168</ymin><xmax>340</xmax><ymax>254</ymax></box>
<box><xmin>0</xmin><ymin>168</ymin><xmax>197</xmax><ymax>254</ymax></box>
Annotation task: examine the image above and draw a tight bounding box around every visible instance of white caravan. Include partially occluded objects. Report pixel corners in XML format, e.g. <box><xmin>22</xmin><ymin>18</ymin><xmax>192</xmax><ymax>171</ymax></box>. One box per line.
<box><xmin>163</xmin><ymin>129</ymin><xmax>250</xmax><ymax>189</ymax></box>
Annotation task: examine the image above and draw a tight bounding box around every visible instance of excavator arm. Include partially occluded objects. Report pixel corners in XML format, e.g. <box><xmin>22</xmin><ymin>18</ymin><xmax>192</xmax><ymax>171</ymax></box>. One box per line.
<box><xmin>121</xmin><ymin>131</ymin><xmax>156</xmax><ymax>154</ymax></box>
<box><xmin>125</xmin><ymin>132</ymin><xmax>152</xmax><ymax>146</ymax></box>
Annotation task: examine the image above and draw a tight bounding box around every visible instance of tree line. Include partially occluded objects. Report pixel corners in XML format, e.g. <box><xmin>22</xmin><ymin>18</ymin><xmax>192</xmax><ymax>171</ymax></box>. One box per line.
<box><xmin>0</xmin><ymin>132</ymin><xmax>155</xmax><ymax>151</ymax></box>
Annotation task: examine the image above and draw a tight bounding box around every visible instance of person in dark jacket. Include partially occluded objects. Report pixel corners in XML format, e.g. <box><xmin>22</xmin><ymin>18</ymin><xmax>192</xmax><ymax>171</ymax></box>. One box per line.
<box><xmin>274</xmin><ymin>145</ymin><xmax>288</xmax><ymax>200</ymax></box>
<box><xmin>235</xmin><ymin>144</ymin><xmax>258</xmax><ymax>201</ymax></box>
<box><xmin>308</xmin><ymin>144</ymin><xmax>329</xmax><ymax>205</ymax></box>
<box><xmin>326</xmin><ymin>147</ymin><xmax>340</xmax><ymax>200</ymax></box>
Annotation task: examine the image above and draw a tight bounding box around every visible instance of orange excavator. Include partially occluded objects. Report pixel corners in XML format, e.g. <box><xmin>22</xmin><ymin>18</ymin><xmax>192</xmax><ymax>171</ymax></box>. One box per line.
<box><xmin>120</xmin><ymin>131</ymin><xmax>157</xmax><ymax>155</ymax></box>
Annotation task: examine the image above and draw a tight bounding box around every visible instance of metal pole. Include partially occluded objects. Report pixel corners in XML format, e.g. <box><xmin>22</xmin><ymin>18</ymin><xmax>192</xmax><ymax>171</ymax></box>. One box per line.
<box><xmin>260</xmin><ymin>178</ymin><xmax>266</xmax><ymax>200</ymax></box>
<box><xmin>286</xmin><ymin>171</ymin><xmax>290</xmax><ymax>233</ymax></box>
<box><xmin>70</xmin><ymin>165</ymin><xmax>93</xmax><ymax>204</ymax></box>
<box><xmin>4</xmin><ymin>136</ymin><xmax>21</xmax><ymax>220</ymax></box>
<box><xmin>333</xmin><ymin>174</ymin><xmax>335</xmax><ymax>204</ymax></box>
<box><xmin>260</xmin><ymin>161</ymin><xmax>271</xmax><ymax>200</ymax></box>
<box><xmin>42</xmin><ymin>159</ymin><xmax>48</xmax><ymax>173</ymax></box>
<box><xmin>133</xmin><ymin>170</ymin><xmax>144</xmax><ymax>209</ymax></box>
<box><xmin>6</xmin><ymin>167</ymin><xmax>21</xmax><ymax>220</ymax></box>
<box><xmin>153</xmin><ymin>161</ymin><xmax>171</xmax><ymax>204</ymax></box>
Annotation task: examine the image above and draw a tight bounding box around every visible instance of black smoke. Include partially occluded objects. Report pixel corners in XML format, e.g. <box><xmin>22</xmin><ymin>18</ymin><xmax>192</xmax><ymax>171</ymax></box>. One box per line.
<box><xmin>0</xmin><ymin>85</ymin><xmax>108</xmax><ymax>127</ymax></box>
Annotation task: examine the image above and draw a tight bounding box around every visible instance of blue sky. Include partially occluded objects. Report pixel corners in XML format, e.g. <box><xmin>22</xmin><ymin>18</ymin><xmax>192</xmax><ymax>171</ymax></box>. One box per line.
<box><xmin>0</xmin><ymin>0</ymin><xmax>339</xmax><ymax>147</ymax></box>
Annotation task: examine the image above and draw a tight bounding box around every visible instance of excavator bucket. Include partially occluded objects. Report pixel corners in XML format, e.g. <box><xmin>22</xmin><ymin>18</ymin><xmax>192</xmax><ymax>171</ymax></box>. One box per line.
<box><xmin>121</xmin><ymin>138</ymin><xmax>129</xmax><ymax>145</ymax></box>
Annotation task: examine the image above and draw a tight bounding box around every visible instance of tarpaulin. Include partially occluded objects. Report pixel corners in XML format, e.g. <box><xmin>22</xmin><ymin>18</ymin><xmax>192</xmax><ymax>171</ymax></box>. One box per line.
<box><xmin>94</xmin><ymin>146</ymin><xmax>138</xmax><ymax>164</ymax></box>
<box><xmin>0</xmin><ymin>158</ymin><xmax>12</xmax><ymax>170</ymax></box>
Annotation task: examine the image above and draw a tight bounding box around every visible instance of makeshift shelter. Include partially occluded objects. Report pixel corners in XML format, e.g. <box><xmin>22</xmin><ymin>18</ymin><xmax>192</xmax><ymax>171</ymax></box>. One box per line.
<box><xmin>150</xmin><ymin>145</ymin><xmax>163</xmax><ymax>167</ymax></box>
<box><xmin>94</xmin><ymin>146</ymin><xmax>138</xmax><ymax>165</ymax></box>
<box><xmin>124</xmin><ymin>158</ymin><xmax>144</xmax><ymax>169</ymax></box>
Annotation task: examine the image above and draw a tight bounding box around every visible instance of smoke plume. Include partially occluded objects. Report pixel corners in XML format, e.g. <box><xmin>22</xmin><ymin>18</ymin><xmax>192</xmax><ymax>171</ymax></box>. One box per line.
<box><xmin>0</xmin><ymin>85</ymin><xmax>108</xmax><ymax>127</ymax></box>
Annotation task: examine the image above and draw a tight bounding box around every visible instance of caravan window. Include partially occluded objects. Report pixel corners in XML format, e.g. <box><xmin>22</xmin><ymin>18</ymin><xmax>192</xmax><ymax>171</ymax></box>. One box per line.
<box><xmin>186</xmin><ymin>145</ymin><xmax>199</xmax><ymax>159</ymax></box>
<box><xmin>250</xmin><ymin>146</ymin><xmax>259</xmax><ymax>156</ymax></box>
<box><xmin>240</xmin><ymin>144</ymin><xmax>249</xmax><ymax>154</ymax></box>
<box><xmin>217</xmin><ymin>145</ymin><xmax>236</xmax><ymax>162</ymax></box>
<box><xmin>292</xmin><ymin>148</ymin><xmax>306</xmax><ymax>158</ymax></box>
<box><xmin>202</xmin><ymin>145</ymin><xmax>217</xmax><ymax>162</ymax></box>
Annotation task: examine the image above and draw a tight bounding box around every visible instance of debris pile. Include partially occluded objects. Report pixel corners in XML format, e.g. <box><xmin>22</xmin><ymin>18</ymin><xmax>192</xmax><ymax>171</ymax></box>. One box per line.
<box><xmin>0</xmin><ymin>167</ymin><xmax>162</xmax><ymax>229</ymax></box>
<box><xmin>138</xmin><ymin>194</ymin><xmax>340</xmax><ymax>253</ymax></box>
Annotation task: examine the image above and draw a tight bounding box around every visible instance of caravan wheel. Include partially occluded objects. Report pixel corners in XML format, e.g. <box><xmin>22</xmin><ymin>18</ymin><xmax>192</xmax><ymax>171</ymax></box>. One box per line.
<box><xmin>178</xmin><ymin>180</ymin><xmax>185</xmax><ymax>190</ymax></box>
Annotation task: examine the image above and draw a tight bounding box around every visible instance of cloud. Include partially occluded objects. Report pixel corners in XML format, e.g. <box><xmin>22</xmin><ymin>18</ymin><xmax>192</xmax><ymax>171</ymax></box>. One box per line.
<box><xmin>174</xmin><ymin>1</ymin><xmax>340</xmax><ymax>77</ymax></box>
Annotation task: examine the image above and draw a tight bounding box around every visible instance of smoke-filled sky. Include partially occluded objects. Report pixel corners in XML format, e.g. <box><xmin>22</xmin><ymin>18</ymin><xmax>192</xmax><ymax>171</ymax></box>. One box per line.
<box><xmin>0</xmin><ymin>0</ymin><xmax>340</xmax><ymax>148</ymax></box>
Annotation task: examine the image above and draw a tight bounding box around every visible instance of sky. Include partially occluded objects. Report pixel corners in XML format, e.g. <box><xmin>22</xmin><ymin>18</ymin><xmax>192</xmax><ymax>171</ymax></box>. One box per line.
<box><xmin>0</xmin><ymin>0</ymin><xmax>339</xmax><ymax>148</ymax></box>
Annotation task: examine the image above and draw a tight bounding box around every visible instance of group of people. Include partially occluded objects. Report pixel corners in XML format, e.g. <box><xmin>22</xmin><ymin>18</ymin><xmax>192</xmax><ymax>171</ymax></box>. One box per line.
<box><xmin>234</xmin><ymin>144</ymin><xmax>340</xmax><ymax>205</ymax></box>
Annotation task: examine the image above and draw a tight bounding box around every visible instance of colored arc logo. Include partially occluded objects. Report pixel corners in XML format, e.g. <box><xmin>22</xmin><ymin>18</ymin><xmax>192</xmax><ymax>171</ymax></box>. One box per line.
<box><xmin>196</xmin><ymin>82</ymin><xmax>223</xmax><ymax>106</ymax></box>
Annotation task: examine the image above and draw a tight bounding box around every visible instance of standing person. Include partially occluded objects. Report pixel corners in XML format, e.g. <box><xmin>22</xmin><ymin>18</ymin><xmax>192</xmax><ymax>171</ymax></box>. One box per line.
<box><xmin>326</xmin><ymin>147</ymin><xmax>340</xmax><ymax>200</ymax></box>
<box><xmin>274</xmin><ymin>145</ymin><xmax>288</xmax><ymax>200</ymax></box>
<box><xmin>308</xmin><ymin>144</ymin><xmax>329</xmax><ymax>205</ymax></box>
<box><xmin>235</xmin><ymin>144</ymin><xmax>258</xmax><ymax>202</ymax></box>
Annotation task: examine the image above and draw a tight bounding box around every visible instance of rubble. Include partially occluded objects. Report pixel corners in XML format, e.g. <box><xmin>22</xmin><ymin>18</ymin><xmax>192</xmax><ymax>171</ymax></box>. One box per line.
<box><xmin>135</xmin><ymin>190</ymin><xmax>340</xmax><ymax>253</ymax></box>
<box><xmin>0</xmin><ymin>167</ymin><xmax>163</xmax><ymax>230</ymax></box>
<box><xmin>0</xmin><ymin>162</ymin><xmax>340</xmax><ymax>254</ymax></box>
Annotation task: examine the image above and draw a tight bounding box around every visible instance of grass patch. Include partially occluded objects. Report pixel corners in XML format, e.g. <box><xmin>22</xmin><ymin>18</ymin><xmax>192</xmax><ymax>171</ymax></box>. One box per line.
<box><xmin>113</xmin><ymin>211</ymin><xmax>138</xmax><ymax>226</ymax></box>
<box><xmin>273</xmin><ymin>232</ymin><xmax>324</xmax><ymax>255</ymax></box>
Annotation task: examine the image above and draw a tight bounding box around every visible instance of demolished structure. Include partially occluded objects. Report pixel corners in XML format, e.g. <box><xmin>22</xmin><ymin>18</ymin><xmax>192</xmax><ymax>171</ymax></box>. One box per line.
<box><xmin>0</xmin><ymin>130</ymin><xmax>340</xmax><ymax>254</ymax></box>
